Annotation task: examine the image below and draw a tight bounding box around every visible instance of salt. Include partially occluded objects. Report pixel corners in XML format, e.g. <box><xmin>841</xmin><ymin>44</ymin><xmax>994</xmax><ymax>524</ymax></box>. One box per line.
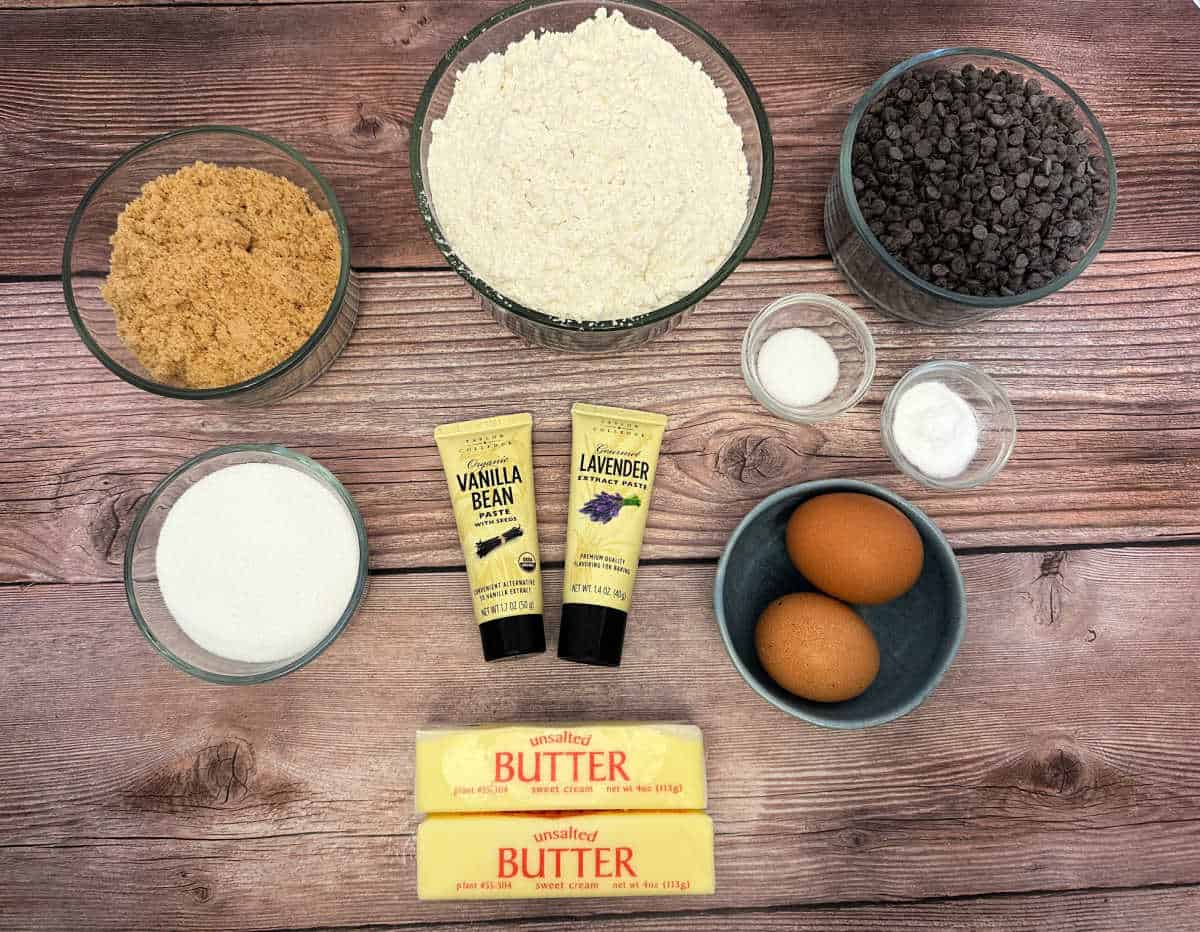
<box><xmin>756</xmin><ymin>328</ymin><xmax>840</xmax><ymax>408</ymax></box>
<box><xmin>155</xmin><ymin>462</ymin><xmax>360</xmax><ymax>664</ymax></box>
<box><xmin>891</xmin><ymin>381</ymin><xmax>979</xmax><ymax>479</ymax></box>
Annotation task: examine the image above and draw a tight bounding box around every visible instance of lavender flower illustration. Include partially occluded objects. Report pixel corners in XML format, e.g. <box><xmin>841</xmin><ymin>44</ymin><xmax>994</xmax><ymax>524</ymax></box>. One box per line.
<box><xmin>580</xmin><ymin>491</ymin><xmax>642</xmax><ymax>524</ymax></box>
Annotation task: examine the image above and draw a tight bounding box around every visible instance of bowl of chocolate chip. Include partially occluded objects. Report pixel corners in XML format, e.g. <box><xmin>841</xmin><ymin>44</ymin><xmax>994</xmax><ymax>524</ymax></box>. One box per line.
<box><xmin>825</xmin><ymin>48</ymin><xmax>1116</xmax><ymax>326</ymax></box>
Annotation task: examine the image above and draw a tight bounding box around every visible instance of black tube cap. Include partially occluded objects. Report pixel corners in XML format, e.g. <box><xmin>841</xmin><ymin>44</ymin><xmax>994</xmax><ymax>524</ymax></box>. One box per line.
<box><xmin>479</xmin><ymin>614</ymin><xmax>545</xmax><ymax>661</ymax></box>
<box><xmin>558</xmin><ymin>604</ymin><xmax>627</xmax><ymax>667</ymax></box>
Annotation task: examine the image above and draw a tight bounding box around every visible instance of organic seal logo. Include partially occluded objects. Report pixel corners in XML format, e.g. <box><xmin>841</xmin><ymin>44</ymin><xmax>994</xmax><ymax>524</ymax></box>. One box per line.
<box><xmin>518</xmin><ymin>552</ymin><xmax>537</xmax><ymax>573</ymax></box>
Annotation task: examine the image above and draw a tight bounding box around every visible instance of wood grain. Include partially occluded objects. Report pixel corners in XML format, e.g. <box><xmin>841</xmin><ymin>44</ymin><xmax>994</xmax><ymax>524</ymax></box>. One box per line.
<box><xmin>4</xmin><ymin>253</ymin><xmax>1200</xmax><ymax>584</ymax></box>
<box><xmin>3</xmin><ymin>547</ymin><xmax>1200</xmax><ymax>929</ymax></box>
<box><xmin>1</xmin><ymin>0</ymin><xmax>1198</xmax><ymax>274</ymax></box>
<box><xmin>2</xmin><ymin>3</ymin><xmax>1198</xmax><ymax>930</ymax></box>
<box><xmin>322</xmin><ymin>886</ymin><xmax>1200</xmax><ymax>931</ymax></box>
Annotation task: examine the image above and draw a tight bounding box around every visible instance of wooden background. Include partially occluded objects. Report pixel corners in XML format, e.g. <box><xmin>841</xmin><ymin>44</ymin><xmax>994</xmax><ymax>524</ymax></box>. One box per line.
<box><xmin>2</xmin><ymin>1</ymin><xmax>1200</xmax><ymax>929</ymax></box>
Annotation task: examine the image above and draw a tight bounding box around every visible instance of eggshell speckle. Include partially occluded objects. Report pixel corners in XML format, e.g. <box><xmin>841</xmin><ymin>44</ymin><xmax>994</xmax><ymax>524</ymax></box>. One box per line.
<box><xmin>754</xmin><ymin>592</ymin><xmax>880</xmax><ymax>703</ymax></box>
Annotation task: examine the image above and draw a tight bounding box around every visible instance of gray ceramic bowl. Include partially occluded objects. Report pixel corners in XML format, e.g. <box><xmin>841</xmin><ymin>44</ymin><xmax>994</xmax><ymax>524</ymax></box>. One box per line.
<box><xmin>714</xmin><ymin>479</ymin><xmax>966</xmax><ymax>728</ymax></box>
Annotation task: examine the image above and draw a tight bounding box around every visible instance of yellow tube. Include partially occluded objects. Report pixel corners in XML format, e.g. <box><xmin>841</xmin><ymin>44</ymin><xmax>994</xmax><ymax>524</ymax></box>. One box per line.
<box><xmin>434</xmin><ymin>413</ymin><xmax>544</xmax><ymax>661</ymax></box>
<box><xmin>559</xmin><ymin>403</ymin><xmax>668</xmax><ymax>666</ymax></box>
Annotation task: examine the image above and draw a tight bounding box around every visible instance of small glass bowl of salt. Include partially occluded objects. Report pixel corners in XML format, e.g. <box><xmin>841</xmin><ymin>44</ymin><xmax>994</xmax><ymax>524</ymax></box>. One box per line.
<box><xmin>881</xmin><ymin>361</ymin><xmax>1017</xmax><ymax>490</ymax></box>
<box><xmin>741</xmin><ymin>293</ymin><xmax>876</xmax><ymax>423</ymax></box>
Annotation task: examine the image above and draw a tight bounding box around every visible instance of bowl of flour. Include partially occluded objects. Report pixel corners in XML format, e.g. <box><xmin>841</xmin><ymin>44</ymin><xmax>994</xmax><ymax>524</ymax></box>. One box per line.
<box><xmin>412</xmin><ymin>1</ymin><xmax>774</xmax><ymax>352</ymax></box>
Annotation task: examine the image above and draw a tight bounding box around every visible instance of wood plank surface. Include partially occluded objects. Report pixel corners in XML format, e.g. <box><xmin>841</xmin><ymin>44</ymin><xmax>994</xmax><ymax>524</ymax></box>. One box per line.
<box><xmin>3</xmin><ymin>547</ymin><xmax>1200</xmax><ymax>929</ymax></box>
<box><xmin>321</xmin><ymin>886</ymin><xmax>1200</xmax><ymax>931</ymax></box>
<box><xmin>1</xmin><ymin>0</ymin><xmax>1197</xmax><ymax>275</ymax></box>
<box><xmin>3</xmin><ymin>2</ymin><xmax>1199</xmax><ymax>930</ymax></box>
<box><xmin>4</xmin><ymin>252</ymin><xmax>1200</xmax><ymax>584</ymax></box>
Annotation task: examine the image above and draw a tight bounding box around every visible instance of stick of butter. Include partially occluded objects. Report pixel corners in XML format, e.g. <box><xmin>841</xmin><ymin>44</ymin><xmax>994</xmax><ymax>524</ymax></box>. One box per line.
<box><xmin>417</xmin><ymin>811</ymin><xmax>715</xmax><ymax>899</ymax></box>
<box><xmin>415</xmin><ymin>723</ymin><xmax>706</xmax><ymax>813</ymax></box>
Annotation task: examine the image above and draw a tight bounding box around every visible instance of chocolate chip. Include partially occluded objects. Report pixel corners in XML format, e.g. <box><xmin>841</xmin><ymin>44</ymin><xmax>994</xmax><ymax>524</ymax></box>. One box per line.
<box><xmin>850</xmin><ymin>60</ymin><xmax>1106</xmax><ymax>298</ymax></box>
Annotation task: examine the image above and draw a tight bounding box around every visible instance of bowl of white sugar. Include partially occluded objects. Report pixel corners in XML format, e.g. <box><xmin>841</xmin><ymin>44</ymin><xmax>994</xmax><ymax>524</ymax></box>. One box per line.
<box><xmin>411</xmin><ymin>0</ymin><xmax>773</xmax><ymax>352</ymax></box>
<box><xmin>125</xmin><ymin>445</ymin><xmax>368</xmax><ymax>683</ymax></box>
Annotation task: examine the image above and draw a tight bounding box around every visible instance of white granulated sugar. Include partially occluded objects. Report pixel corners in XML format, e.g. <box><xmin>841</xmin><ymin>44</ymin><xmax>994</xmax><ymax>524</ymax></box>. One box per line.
<box><xmin>155</xmin><ymin>463</ymin><xmax>360</xmax><ymax>664</ymax></box>
<box><xmin>427</xmin><ymin>7</ymin><xmax>750</xmax><ymax>322</ymax></box>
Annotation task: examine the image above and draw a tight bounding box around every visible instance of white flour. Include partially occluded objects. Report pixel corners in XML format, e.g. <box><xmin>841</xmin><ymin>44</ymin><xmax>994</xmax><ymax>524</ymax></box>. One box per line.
<box><xmin>155</xmin><ymin>463</ymin><xmax>360</xmax><ymax>664</ymax></box>
<box><xmin>427</xmin><ymin>7</ymin><xmax>750</xmax><ymax>322</ymax></box>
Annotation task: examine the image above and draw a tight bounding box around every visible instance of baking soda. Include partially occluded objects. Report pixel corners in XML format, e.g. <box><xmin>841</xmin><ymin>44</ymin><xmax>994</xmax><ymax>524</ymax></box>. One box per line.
<box><xmin>155</xmin><ymin>462</ymin><xmax>360</xmax><ymax>664</ymax></box>
<box><xmin>891</xmin><ymin>381</ymin><xmax>979</xmax><ymax>479</ymax></box>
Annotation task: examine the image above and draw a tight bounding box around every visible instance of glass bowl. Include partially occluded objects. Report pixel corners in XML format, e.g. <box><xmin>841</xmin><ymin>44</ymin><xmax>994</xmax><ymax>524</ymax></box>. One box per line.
<box><xmin>125</xmin><ymin>444</ymin><xmax>369</xmax><ymax>684</ymax></box>
<box><xmin>410</xmin><ymin>0</ymin><xmax>774</xmax><ymax>353</ymax></box>
<box><xmin>881</xmin><ymin>361</ymin><xmax>1017</xmax><ymax>490</ymax></box>
<box><xmin>63</xmin><ymin>126</ymin><xmax>359</xmax><ymax>405</ymax></box>
<box><xmin>825</xmin><ymin>48</ymin><xmax>1117</xmax><ymax>327</ymax></box>
<box><xmin>741</xmin><ymin>293</ymin><xmax>875</xmax><ymax>423</ymax></box>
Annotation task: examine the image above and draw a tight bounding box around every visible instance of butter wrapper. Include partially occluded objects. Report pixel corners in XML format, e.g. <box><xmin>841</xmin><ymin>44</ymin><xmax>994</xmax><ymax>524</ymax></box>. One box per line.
<box><xmin>415</xmin><ymin>723</ymin><xmax>706</xmax><ymax>814</ymax></box>
<box><xmin>417</xmin><ymin>811</ymin><xmax>714</xmax><ymax>899</ymax></box>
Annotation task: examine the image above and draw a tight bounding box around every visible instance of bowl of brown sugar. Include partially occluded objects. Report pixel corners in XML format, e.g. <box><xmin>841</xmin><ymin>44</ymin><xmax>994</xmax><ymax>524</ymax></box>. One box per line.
<box><xmin>63</xmin><ymin>126</ymin><xmax>357</xmax><ymax>405</ymax></box>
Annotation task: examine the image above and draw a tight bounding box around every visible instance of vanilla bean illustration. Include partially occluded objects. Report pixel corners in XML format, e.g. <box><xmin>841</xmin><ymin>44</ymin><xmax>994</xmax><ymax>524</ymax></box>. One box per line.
<box><xmin>475</xmin><ymin>525</ymin><xmax>525</xmax><ymax>558</ymax></box>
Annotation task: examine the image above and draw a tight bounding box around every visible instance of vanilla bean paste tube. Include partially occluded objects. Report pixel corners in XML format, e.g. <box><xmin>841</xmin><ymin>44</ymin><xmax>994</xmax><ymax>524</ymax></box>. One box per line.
<box><xmin>560</xmin><ymin>403</ymin><xmax>668</xmax><ymax>666</ymax></box>
<box><xmin>435</xmin><ymin>413</ymin><xmax>545</xmax><ymax>661</ymax></box>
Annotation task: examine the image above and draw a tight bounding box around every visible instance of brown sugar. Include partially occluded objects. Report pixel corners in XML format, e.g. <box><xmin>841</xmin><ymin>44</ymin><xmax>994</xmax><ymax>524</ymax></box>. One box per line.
<box><xmin>101</xmin><ymin>161</ymin><xmax>342</xmax><ymax>389</ymax></box>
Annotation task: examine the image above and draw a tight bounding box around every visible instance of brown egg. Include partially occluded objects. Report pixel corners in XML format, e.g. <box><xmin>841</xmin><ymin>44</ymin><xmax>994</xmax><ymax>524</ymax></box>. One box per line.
<box><xmin>754</xmin><ymin>592</ymin><xmax>880</xmax><ymax>702</ymax></box>
<box><xmin>786</xmin><ymin>492</ymin><xmax>924</xmax><ymax>605</ymax></box>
